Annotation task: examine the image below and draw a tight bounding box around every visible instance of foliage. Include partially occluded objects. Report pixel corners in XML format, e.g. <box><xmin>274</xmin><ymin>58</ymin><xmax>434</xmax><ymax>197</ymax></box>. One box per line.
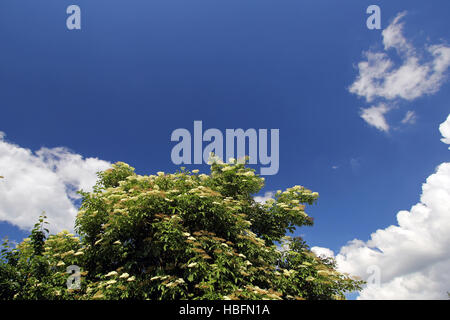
<box><xmin>0</xmin><ymin>160</ymin><xmax>364</xmax><ymax>300</ymax></box>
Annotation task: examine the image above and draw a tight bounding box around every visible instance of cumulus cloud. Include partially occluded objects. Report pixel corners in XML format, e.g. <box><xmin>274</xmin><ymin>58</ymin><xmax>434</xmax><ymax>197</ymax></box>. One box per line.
<box><xmin>0</xmin><ymin>133</ymin><xmax>111</xmax><ymax>232</ymax></box>
<box><xmin>349</xmin><ymin>12</ymin><xmax>450</xmax><ymax>131</ymax></box>
<box><xmin>311</xmin><ymin>247</ymin><xmax>335</xmax><ymax>259</ymax></box>
<box><xmin>440</xmin><ymin>115</ymin><xmax>450</xmax><ymax>148</ymax></box>
<box><xmin>254</xmin><ymin>191</ymin><xmax>275</xmax><ymax>204</ymax></box>
<box><xmin>314</xmin><ymin>115</ymin><xmax>450</xmax><ymax>299</ymax></box>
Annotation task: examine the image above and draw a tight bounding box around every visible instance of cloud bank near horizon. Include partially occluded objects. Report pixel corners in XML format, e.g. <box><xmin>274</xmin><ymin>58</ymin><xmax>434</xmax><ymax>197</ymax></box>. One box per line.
<box><xmin>313</xmin><ymin>114</ymin><xmax>450</xmax><ymax>299</ymax></box>
<box><xmin>0</xmin><ymin>133</ymin><xmax>111</xmax><ymax>232</ymax></box>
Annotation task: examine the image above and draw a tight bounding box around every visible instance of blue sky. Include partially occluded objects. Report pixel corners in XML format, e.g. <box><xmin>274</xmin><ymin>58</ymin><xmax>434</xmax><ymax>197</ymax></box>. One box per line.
<box><xmin>1</xmin><ymin>0</ymin><xmax>450</xmax><ymax>299</ymax></box>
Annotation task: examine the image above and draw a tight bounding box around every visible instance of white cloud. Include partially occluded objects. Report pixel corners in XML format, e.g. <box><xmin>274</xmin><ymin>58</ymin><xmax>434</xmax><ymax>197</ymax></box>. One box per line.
<box><xmin>401</xmin><ymin>110</ymin><xmax>417</xmax><ymax>125</ymax></box>
<box><xmin>0</xmin><ymin>133</ymin><xmax>111</xmax><ymax>233</ymax></box>
<box><xmin>440</xmin><ymin>114</ymin><xmax>450</xmax><ymax>148</ymax></box>
<box><xmin>254</xmin><ymin>191</ymin><xmax>275</xmax><ymax>204</ymax></box>
<box><xmin>349</xmin><ymin>12</ymin><xmax>450</xmax><ymax>131</ymax></box>
<box><xmin>311</xmin><ymin>246</ymin><xmax>335</xmax><ymax>259</ymax></box>
<box><xmin>382</xmin><ymin>12</ymin><xmax>411</xmax><ymax>54</ymax></box>
<box><xmin>314</xmin><ymin>115</ymin><xmax>450</xmax><ymax>299</ymax></box>
<box><xmin>360</xmin><ymin>103</ymin><xmax>391</xmax><ymax>132</ymax></box>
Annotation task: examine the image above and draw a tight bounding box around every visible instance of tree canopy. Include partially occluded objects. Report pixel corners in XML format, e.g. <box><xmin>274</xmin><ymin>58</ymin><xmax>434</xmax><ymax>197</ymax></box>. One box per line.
<box><xmin>0</xmin><ymin>160</ymin><xmax>363</xmax><ymax>300</ymax></box>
